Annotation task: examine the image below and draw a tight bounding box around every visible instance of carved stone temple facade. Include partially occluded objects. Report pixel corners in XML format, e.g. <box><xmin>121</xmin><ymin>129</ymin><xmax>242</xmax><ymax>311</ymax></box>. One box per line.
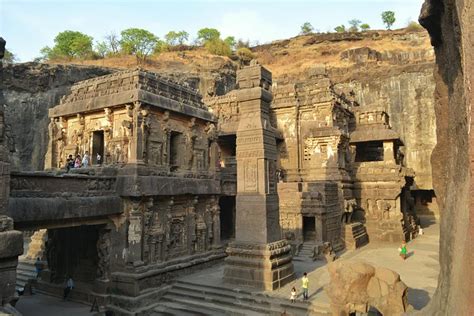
<box><xmin>20</xmin><ymin>69</ymin><xmax>224</xmax><ymax>313</ymax></box>
<box><xmin>8</xmin><ymin>62</ymin><xmax>420</xmax><ymax>314</ymax></box>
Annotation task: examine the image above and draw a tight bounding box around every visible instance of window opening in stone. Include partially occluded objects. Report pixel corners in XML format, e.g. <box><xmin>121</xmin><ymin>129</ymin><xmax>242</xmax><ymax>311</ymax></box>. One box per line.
<box><xmin>355</xmin><ymin>141</ymin><xmax>384</xmax><ymax>162</ymax></box>
<box><xmin>169</xmin><ymin>131</ymin><xmax>182</xmax><ymax>171</ymax></box>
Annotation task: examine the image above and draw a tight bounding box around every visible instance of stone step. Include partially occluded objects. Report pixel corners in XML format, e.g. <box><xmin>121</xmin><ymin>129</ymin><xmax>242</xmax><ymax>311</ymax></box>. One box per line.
<box><xmin>168</xmin><ymin>280</ymin><xmax>330</xmax><ymax>315</ymax></box>
<box><xmin>160</xmin><ymin>293</ymin><xmax>263</xmax><ymax>316</ymax></box>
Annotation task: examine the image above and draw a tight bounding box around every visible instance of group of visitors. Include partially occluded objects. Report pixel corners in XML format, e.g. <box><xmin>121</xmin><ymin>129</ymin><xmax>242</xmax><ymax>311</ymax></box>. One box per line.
<box><xmin>290</xmin><ymin>272</ymin><xmax>310</xmax><ymax>303</ymax></box>
<box><xmin>66</xmin><ymin>151</ymin><xmax>102</xmax><ymax>171</ymax></box>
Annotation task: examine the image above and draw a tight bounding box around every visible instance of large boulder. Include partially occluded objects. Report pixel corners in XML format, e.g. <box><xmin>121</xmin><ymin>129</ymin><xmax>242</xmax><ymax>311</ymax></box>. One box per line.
<box><xmin>326</xmin><ymin>259</ymin><xmax>408</xmax><ymax>315</ymax></box>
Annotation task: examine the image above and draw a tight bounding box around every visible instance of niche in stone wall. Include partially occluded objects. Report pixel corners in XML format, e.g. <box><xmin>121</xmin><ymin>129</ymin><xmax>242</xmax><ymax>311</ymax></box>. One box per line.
<box><xmin>355</xmin><ymin>141</ymin><xmax>384</xmax><ymax>162</ymax></box>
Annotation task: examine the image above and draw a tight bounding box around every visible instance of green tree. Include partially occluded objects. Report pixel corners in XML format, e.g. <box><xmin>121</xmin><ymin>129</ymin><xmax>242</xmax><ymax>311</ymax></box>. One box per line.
<box><xmin>334</xmin><ymin>25</ymin><xmax>346</xmax><ymax>33</ymax></box>
<box><xmin>406</xmin><ymin>21</ymin><xmax>423</xmax><ymax>31</ymax></box>
<box><xmin>95</xmin><ymin>41</ymin><xmax>109</xmax><ymax>58</ymax></box>
<box><xmin>300</xmin><ymin>22</ymin><xmax>314</xmax><ymax>35</ymax></box>
<box><xmin>120</xmin><ymin>28</ymin><xmax>158</xmax><ymax>62</ymax></box>
<box><xmin>204</xmin><ymin>39</ymin><xmax>231</xmax><ymax>56</ymax></box>
<box><xmin>236</xmin><ymin>47</ymin><xmax>254</xmax><ymax>64</ymax></box>
<box><xmin>165</xmin><ymin>30</ymin><xmax>189</xmax><ymax>46</ymax></box>
<box><xmin>197</xmin><ymin>28</ymin><xmax>220</xmax><ymax>44</ymax></box>
<box><xmin>360</xmin><ymin>23</ymin><xmax>371</xmax><ymax>31</ymax></box>
<box><xmin>41</xmin><ymin>30</ymin><xmax>94</xmax><ymax>60</ymax></box>
<box><xmin>348</xmin><ymin>19</ymin><xmax>362</xmax><ymax>32</ymax></box>
<box><xmin>3</xmin><ymin>49</ymin><xmax>17</xmax><ymax>64</ymax></box>
<box><xmin>381</xmin><ymin>11</ymin><xmax>396</xmax><ymax>30</ymax></box>
<box><xmin>224</xmin><ymin>36</ymin><xmax>236</xmax><ymax>50</ymax></box>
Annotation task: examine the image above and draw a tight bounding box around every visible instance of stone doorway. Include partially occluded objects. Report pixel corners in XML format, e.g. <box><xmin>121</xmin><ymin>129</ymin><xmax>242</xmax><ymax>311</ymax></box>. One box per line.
<box><xmin>92</xmin><ymin>130</ymin><xmax>104</xmax><ymax>164</ymax></box>
<box><xmin>45</xmin><ymin>225</ymin><xmax>99</xmax><ymax>284</ymax></box>
<box><xmin>219</xmin><ymin>196</ymin><xmax>235</xmax><ymax>241</ymax></box>
<box><xmin>303</xmin><ymin>216</ymin><xmax>316</xmax><ymax>241</ymax></box>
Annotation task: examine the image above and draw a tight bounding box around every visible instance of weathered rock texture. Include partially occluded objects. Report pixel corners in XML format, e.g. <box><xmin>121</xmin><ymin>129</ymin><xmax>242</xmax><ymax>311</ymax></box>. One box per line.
<box><xmin>3</xmin><ymin>63</ymin><xmax>114</xmax><ymax>171</ymax></box>
<box><xmin>325</xmin><ymin>260</ymin><xmax>408</xmax><ymax>315</ymax></box>
<box><xmin>419</xmin><ymin>0</ymin><xmax>473</xmax><ymax>314</ymax></box>
<box><xmin>0</xmin><ymin>38</ymin><xmax>23</xmax><ymax>315</ymax></box>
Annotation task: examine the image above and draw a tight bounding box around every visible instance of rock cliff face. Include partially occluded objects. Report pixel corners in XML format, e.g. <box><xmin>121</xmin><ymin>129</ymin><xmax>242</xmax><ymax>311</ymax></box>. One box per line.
<box><xmin>332</xmin><ymin>64</ymin><xmax>436</xmax><ymax>190</ymax></box>
<box><xmin>3</xmin><ymin>62</ymin><xmax>236</xmax><ymax>171</ymax></box>
<box><xmin>419</xmin><ymin>0</ymin><xmax>473</xmax><ymax>314</ymax></box>
<box><xmin>3</xmin><ymin>63</ymin><xmax>114</xmax><ymax>171</ymax></box>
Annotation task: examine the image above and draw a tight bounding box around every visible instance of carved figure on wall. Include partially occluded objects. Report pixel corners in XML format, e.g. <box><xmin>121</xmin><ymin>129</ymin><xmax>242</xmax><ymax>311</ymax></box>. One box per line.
<box><xmin>211</xmin><ymin>196</ymin><xmax>221</xmax><ymax>248</ymax></box>
<box><xmin>142</xmin><ymin>109</ymin><xmax>151</xmax><ymax>162</ymax></box>
<box><xmin>187</xmin><ymin>196</ymin><xmax>198</xmax><ymax>253</ymax></box>
<box><xmin>196</xmin><ymin>211</ymin><xmax>207</xmax><ymax>252</ymax></box>
<box><xmin>204</xmin><ymin>202</ymin><xmax>213</xmax><ymax>249</ymax></box>
<box><xmin>164</xmin><ymin>197</ymin><xmax>174</xmax><ymax>260</ymax></box>
<box><xmin>381</xmin><ymin>201</ymin><xmax>392</xmax><ymax>220</ymax></box>
<box><xmin>97</xmin><ymin>229</ymin><xmax>111</xmax><ymax>280</ymax></box>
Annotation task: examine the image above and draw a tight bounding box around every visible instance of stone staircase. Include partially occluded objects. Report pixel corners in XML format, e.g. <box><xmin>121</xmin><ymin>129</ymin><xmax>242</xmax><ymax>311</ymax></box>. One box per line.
<box><xmin>294</xmin><ymin>242</ymin><xmax>316</xmax><ymax>261</ymax></box>
<box><xmin>343</xmin><ymin>222</ymin><xmax>369</xmax><ymax>250</ymax></box>
<box><xmin>154</xmin><ymin>279</ymin><xmax>331</xmax><ymax>315</ymax></box>
<box><xmin>16</xmin><ymin>260</ymin><xmax>37</xmax><ymax>291</ymax></box>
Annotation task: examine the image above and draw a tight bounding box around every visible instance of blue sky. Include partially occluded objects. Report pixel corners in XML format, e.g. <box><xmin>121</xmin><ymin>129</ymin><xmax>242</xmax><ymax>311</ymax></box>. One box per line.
<box><xmin>1</xmin><ymin>0</ymin><xmax>425</xmax><ymax>62</ymax></box>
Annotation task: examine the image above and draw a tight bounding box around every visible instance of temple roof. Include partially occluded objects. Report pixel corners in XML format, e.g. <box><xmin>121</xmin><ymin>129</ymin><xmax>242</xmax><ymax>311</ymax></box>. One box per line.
<box><xmin>49</xmin><ymin>69</ymin><xmax>214</xmax><ymax>122</ymax></box>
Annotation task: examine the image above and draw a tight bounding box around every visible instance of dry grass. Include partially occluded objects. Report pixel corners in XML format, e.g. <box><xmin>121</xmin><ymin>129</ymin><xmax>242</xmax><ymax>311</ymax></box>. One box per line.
<box><xmin>46</xmin><ymin>28</ymin><xmax>433</xmax><ymax>81</ymax></box>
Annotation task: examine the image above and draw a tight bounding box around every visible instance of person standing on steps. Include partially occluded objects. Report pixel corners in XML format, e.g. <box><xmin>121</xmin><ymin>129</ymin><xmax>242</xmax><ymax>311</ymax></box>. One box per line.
<box><xmin>96</xmin><ymin>152</ymin><xmax>102</xmax><ymax>166</ymax></box>
<box><xmin>63</xmin><ymin>276</ymin><xmax>74</xmax><ymax>300</ymax></box>
<box><xmin>302</xmin><ymin>272</ymin><xmax>309</xmax><ymax>300</ymax></box>
<box><xmin>290</xmin><ymin>286</ymin><xmax>297</xmax><ymax>303</ymax></box>
<box><xmin>82</xmin><ymin>151</ymin><xmax>90</xmax><ymax>168</ymax></box>
<box><xmin>34</xmin><ymin>257</ymin><xmax>42</xmax><ymax>279</ymax></box>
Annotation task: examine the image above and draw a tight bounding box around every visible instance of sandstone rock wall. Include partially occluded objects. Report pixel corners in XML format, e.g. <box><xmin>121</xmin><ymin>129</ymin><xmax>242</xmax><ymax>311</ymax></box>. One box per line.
<box><xmin>333</xmin><ymin>64</ymin><xmax>436</xmax><ymax>190</ymax></box>
<box><xmin>419</xmin><ymin>0</ymin><xmax>473</xmax><ymax>314</ymax></box>
<box><xmin>3</xmin><ymin>63</ymin><xmax>115</xmax><ymax>171</ymax></box>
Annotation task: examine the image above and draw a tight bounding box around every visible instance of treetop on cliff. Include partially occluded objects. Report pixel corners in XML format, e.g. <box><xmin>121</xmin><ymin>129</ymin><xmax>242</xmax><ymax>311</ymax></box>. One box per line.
<box><xmin>381</xmin><ymin>11</ymin><xmax>396</xmax><ymax>30</ymax></box>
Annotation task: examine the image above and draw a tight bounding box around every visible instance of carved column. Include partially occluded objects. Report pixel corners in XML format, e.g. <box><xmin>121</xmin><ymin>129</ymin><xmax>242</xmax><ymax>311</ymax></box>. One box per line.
<box><xmin>224</xmin><ymin>62</ymin><xmax>294</xmax><ymax>290</ymax></box>
<box><xmin>129</xmin><ymin>102</ymin><xmax>145</xmax><ymax>164</ymax></box>
<box><xmin>127</xmin><ymin>199</ymin><xmax>145</xmax><ymax>266</ymax></box>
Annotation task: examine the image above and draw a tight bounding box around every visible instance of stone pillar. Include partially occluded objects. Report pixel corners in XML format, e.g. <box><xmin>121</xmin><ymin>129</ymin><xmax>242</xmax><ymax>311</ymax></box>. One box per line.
<box><xmin>0</xmin><ymin>38</ymin><xmax>23</xmax><ymax>313</ymax></box>
<box><xmin>128</xmin><ymin>102</ymin><xmax>145</xmax><ymax>164</ymax></box>
<box><xmin>127</xmin><ymin>200</ymin><xmax>144</xmax><ymax>266</ymax></box>
<box><xmin>223</xmin><ymin>62</ymin><xmax>294</xmax><ymax>290</ymax></box>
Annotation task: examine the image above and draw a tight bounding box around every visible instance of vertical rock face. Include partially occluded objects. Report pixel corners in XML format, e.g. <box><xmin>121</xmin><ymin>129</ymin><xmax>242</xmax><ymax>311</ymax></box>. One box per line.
<box><xmin>419</xmin><ymin>0</ymin><xmax>473</xmax><ymax>314</ymax></box>
<box><xmin>0</xmin><ymin>37</ymin><xmax>23</xmax><ymax>314</ymax></box>
<box><xmin>3</xmin><ymin>63</ymin><xmax>115</xmax><ymax>171</ymax></box>
<box><xmin>334</xmin><ymin>67</ymin><xmax>436</xmax><ymax>190</ymax></box>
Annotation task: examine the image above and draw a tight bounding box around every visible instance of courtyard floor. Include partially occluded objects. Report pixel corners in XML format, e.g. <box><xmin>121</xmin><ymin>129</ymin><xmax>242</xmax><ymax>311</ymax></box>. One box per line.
<box><xmin>14</xmin><ymin>218</ymin><xmax>439</xmax><ymax>315</ymax></box>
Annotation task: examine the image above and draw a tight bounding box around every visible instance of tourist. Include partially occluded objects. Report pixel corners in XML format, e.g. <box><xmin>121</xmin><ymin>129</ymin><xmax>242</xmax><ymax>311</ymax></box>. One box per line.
<box><xmin>82</xmin><ymin>151</ymin><xmax>90</xmax><ymax>167</ymax></box>
<box><xmin>97</xmin><ymin>153</ymin><xmax>102</xmax><ymax>165</ymax></box>
<box><xmin>63</xmin><ymin>276</ymin><xmax>74</xmax><ymax>300</ymax></box>
<box><xmin>66</xmin><ymin>154</ymin><xmax>74</xmax><ymax>171</ymax></box>
<box><xmin>74</xmin><ymin>155</ymin><xmax>82</xmax><ymax>168</ymax></box>
<box><xmin>290</xmin><ymin>286</ymin><xmax>297</xmax><ymax>303</ymax></box>
<box><xmin>399</xmin><ymin>241</ymin><xmax>408</xmax><ymax>260</ymax></box>
<box><xmin>34</xmin><ymin>257</ymin><xmax>42</xmax><ymax>278</ymax></box>
<box><xmin>302</xmin><ymin>272</ymin><xmax>309</xmax><ymax>300</ymax></box>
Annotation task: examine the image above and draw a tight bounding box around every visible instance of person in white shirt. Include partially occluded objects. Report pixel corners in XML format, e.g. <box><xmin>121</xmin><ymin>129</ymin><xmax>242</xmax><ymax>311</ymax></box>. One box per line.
<box><xmin>82</xmin><ymin>151</ymin><xmax>90</xmax><ymax>167</ymax></box>
<box><xmin>63</xmin><ymin>276</ymin><xmax>74</xmax><ymax>300</ymax></box>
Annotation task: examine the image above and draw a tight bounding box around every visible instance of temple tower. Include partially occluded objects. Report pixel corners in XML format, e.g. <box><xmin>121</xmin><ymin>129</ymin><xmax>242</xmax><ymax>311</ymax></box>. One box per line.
<box><xmin>223</xmin><ymin>62</ymin><xmax>294</xmax><ymax>290</ymax></box>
